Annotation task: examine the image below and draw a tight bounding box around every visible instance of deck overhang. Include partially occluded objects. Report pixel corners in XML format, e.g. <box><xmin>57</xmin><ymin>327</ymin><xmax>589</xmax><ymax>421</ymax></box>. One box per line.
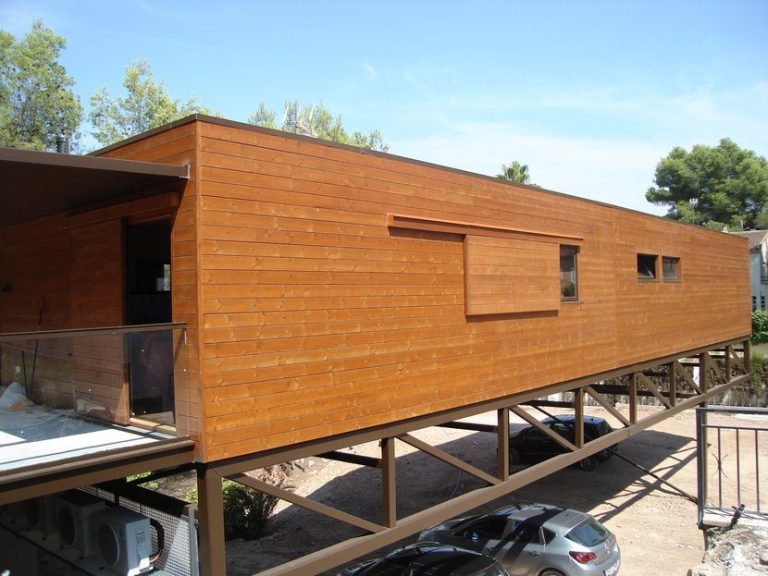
<box><xmin>0</xmin><ymin>434</ymin><xmax>195</xmax><ymax>505</ymax></box>
<box><xmin>0</xmin><ymin>147</ymin><xmax>189</xmax><ymax>228</ymax></box>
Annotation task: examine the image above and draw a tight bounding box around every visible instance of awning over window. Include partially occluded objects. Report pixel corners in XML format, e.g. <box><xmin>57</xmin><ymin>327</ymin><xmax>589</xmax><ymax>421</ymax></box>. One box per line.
<box><xmin>0</xmin><ymin>147</ymin><xmax>189</xmax><ymax>228</ymax></box>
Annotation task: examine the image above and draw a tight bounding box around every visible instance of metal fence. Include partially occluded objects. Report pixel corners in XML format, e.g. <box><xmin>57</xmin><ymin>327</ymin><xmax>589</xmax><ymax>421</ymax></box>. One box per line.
<box><xmin>696</xmin><ymin>406</ymin><xmax>768</xmax><ymax>528</ymax></box>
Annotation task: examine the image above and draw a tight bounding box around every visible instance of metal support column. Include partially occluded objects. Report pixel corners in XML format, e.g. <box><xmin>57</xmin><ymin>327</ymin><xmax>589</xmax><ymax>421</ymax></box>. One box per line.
<box><xmin>381</xmin><ymin>437</ymin><xmax>396</xmax><ymax>528</ymax></box>
<box><xmin>669</xmin><ymin>362</ymin><xmax>677</xmax><ymax>407</ymax></box>
<box><xmin>629</xmin><ymin>373</ymin><xmax>638</xmax><ymax>424</ymax></box>
<box><xmin>497</xmin><ymin>408</ymin><xmax>509</xmax><ymax>480</ymax></box>
<box><xmin>196</xmin><ymin>465</ymin><xmax>226</xmax><ymax>576</ymax></box>
<box><xmin>573</xmin><ymin>388</ymin><xmax>584</xmax><ymax>448</ymax></box>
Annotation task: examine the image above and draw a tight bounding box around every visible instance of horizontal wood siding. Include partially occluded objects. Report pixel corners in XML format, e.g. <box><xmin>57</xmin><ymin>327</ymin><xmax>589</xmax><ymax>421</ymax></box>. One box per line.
<box><xmin>98</xmin><ymin>123</ymin><xmax>202</xmax><ymax>450</ymax></box>
<box><xmin>194</xmin><ymin>120</ymin><xmax>748</xmax><ymax>461</ymax></box>
<box><xmin>0</xmin><ymin>214</ymin><xmax>72</xmax><ymax>402</ymax></box>
<box><xmin>464</xmin><ymin>235</ymin><xmax>560</xmax><ymax>315</ymax></box>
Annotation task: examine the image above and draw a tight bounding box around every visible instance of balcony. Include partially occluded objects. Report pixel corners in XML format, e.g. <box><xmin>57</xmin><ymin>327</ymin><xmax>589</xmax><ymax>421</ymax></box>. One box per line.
<box><xmin>0</xmin><ymin>324</ymin><xmax>193</xmax><ymax>498</ymax></box>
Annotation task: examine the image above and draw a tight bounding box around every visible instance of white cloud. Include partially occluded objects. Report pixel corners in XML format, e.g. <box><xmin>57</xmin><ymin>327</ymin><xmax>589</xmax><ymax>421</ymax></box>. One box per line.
<box><xmin>363</xmin><ymin>61</ymin><xmax>377</xmax><ymax>81</ymax></box>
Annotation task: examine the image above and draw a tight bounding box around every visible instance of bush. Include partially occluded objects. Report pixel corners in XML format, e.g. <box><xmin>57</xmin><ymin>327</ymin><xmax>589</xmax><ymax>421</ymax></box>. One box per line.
<box><xmin>185</xmin><ymin>479</ymin><xmax>277</xmax><ymax>540</ymax></box>
<box><xmin>751</xmin><ymin>310</ymin><xmax>768</xmax><ymax>344</ymax></box>
<box><xmin>750</xmin><ymin>352</ymin><xmax>767</xmax><ymax>397</ymax></box>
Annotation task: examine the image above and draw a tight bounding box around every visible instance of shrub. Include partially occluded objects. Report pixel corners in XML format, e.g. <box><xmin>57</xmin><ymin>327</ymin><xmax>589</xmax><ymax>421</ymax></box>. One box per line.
<box><xmin>751</xmin><ymin>310</ymin><xmax>768</xmax><ymax>344</ymax></box>
<box><xmin>185</xmin><ymin>479</ymin><xmax>277</xmax><ymax>540</ymax></box>
<box><xmin>750</xmin><ymin>352</ymin><xmax>767</xmax><ymax>397</ymax></box>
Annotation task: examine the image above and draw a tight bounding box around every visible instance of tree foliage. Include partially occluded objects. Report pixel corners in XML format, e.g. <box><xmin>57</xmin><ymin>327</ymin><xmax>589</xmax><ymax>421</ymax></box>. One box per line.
<box><xmin>89</xmin><ymin>60</ymin><xmax>209</xmax><ymax>146</ymax></box>
<box><xmin>497</xmin><ymin>161</ymin><xmax>531</xmax><ymax>185</ymax></box>
<box><xmin>248</xmin><ymin>100</ymin><xmax>389</xmax><ymax>152</ymax></box>
<box><xmin>645</xmin><ymin>139</ymin><xmax>768</xmax><ymax>230</ymax></box>
<box><xmin>0</xmin><ymin>21</ymin><xmax>82</xmax><ymax>151</ymax></box>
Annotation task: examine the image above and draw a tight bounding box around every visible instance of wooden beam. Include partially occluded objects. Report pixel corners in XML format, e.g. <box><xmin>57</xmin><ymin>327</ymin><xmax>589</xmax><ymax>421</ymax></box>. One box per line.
<box><xmin>319</xmin><ymin>451</ymin><xmax>381</xmax><ymax>468</ymax></box>
<box><xmin>381</xmin><ymin>438</ymin><xmax>396</xmax><ymax>528</ymax></box>
<box><xmin>509</xmin><ymin>406</ymin><xmax>578</xmax><ymax>452</ymax></box>
<box><xmin>573</xmin><ymin>388</ymin><xmax>584</xmax><ymax>448</ymax></box>
<box><xmin>229</xmin><ymin>473</ymin><xmax>386</xmax><ymax>534</ymax></box>
<box><xmin>253</xmin><ymin>373</ymin><xmax>748</xmax><ymax>576</ymax></box>
<box><xmin>637</xmin><ymin>373</ymin><xmax>672</xmax><ymax>409</ymax></box>
<box><xmin>584</xmin><ymin>385</ymin><xmax>631</xmax><ymax>427</ymax></box>
<box><xmin>677</xmin><ymin>360</ymin><xmax>703</xmax><ymax>394</ymax></box>
<box><xmin>497</xmin><ymin>408</ymin><xmax>510</xmax><ymax>481</ymax></box>
<box><xmin>197</xmin><ymin>466</ymin><xmax>226</xmax><ymax>576</ymax></box>
<box><xmin>629</xmin><ymin>373</ymin><xmax>638</xmax><ymax>424</ymax></box>
<box><xmin>669</xmin><ymin>362</ymin><xmax>677</xmax><ymax>407</ymax></box>
<box><xmin>437</xmin><ymin>421</ymin><xmax>498</xmax><ymax>433</ymax></box>
<box><xmin>397</xmin><ymin>434</ymin><xmax>502</xmax><ymax>486</ymax></box>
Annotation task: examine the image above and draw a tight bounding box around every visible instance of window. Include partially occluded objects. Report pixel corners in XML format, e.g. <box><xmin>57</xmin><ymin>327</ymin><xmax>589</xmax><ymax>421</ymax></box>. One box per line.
<box><xmin>637</xmin><ymin>254</ymin><xmax>657</xmax><ymax>281</ymax></box>
<box><xmin>459</xmin><ymin>517</ymin><xmax>507</xmax><ymax>541</ymax></box>
<box><xmin>662</xmin><ymin>256</ymin><xmax>680</xmax><ymax>281</ymax></box>
<box><xmin>560</xmin><ymin>246</ymin><xmax>578</xmax><ymax>300</ymax></box>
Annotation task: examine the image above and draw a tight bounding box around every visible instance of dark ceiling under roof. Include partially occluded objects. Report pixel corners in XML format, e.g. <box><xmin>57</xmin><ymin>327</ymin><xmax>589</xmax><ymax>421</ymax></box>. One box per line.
<box><xmin>0</xmin><ymin>147</ymin><xmax>189</xmax><ymax>228</ymax></box>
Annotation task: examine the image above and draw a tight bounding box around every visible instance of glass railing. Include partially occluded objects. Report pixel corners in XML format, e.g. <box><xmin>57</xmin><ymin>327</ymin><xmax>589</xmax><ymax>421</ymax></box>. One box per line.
<box><xmin>0</xmin><ymin>324</ymin><xmax>186</xmax><ymax>472</ymax></box>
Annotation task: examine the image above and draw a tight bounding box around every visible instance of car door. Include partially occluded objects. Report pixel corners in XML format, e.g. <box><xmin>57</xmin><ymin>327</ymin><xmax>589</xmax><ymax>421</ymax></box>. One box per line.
<box><xmin>495</xmin><ymin>523</ymin><xmax>547</xmax><ymax>576</ymax></box>
<box><xmin>452</xmin><ymin>516</ymin><xmax>508</xmax><ymax>553</ymax></box>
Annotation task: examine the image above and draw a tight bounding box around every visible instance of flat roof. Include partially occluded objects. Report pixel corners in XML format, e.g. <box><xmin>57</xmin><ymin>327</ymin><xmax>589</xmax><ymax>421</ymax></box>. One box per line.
<box><xmin>0</xmin><ymin>147</ymin><xmax>189</xmax><ymax>228</ymax></box>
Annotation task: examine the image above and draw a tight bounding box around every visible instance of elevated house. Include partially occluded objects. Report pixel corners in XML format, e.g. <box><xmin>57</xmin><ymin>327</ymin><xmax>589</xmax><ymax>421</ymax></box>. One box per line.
<box><xmin>0</xmin><ymin>116</ymin><xmax>752</xmax><ymax>575</ymax></box>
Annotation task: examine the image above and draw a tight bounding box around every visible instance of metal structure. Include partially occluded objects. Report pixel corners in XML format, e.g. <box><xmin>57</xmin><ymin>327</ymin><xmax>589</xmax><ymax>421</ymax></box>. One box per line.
<box><xmin>696</xmin><ymin>405</ymin><xmax>768</xmax><ymax>528</ymax></box>
<box><xmin>195</xmin><ymin>338</ymin><xmax>750</xmax><ymax>576</ymax></box>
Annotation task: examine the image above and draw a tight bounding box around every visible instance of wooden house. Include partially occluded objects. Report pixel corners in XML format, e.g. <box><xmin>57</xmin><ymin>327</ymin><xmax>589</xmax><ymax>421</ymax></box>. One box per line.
<box><xmin>0</xmin><ymin>115</ymin><xmax>752</xmax><ymax>575</ymax></box>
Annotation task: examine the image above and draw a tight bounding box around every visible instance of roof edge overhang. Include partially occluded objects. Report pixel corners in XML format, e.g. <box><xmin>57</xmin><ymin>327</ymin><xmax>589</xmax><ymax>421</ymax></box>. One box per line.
<box><xmin>2</xmin><ymin>146</ymin><xmax>189</xmax><ymax>179</ymax></box>
<box><xmin>94</xmin><ymin>114</ymin><xmax>745</xmax><ymax>242</ymax></box>
<box><xmin>0</xmin><ymin>146</ymin><xmax>189</xmax><ymax>228</ymax></box>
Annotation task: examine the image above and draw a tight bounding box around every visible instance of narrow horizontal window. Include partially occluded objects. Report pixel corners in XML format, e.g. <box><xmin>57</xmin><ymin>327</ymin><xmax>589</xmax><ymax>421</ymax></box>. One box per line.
<box><xmin>663</xmin><ymin>256</ymin><xmax>680</xmax><ymax>281</ymax></box>
<box><xmin>560</xmin><ymin>245</ymin><xmax>578</xmax><ymax>300</ymax></box>
<box><xmin>637</xmin><ymin>254</ymin><xmax>657</xmax><ymax>281</ymax></box>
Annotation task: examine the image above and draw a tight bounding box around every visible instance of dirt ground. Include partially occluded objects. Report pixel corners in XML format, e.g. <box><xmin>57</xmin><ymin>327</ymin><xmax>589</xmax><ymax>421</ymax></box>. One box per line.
<box><xmin>223</xmin><ymin>405</ymin><xmax>768</xmax><ymax>576</ymax></box>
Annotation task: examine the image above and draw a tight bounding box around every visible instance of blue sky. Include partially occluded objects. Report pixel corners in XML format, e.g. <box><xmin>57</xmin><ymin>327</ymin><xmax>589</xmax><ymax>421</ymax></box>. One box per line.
<box><xmin>2</xmin><ymin>0</ymin><xmax>767</xmax><ymax>214</ymax></box>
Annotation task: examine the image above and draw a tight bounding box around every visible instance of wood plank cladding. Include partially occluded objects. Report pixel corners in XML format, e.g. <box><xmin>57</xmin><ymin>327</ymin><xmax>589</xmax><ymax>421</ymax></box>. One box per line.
<box><xmin>388</xmin><ymin>213</ymin><xmax>583</xmax><ymax>244</ymax></box>
<box><xmin>464</xmin><ymin>235</ymin><xmax>560</xmax><ymax>315</ymax></box>
<box><xmin>190</xmin><ymin>117</ymin><xmax>750</xmax><ymax>462</ymax></box>
<box><xmin>1</xmin><ymin>116</ymin><xmax>751</xmax><ymax>466</ymax></box>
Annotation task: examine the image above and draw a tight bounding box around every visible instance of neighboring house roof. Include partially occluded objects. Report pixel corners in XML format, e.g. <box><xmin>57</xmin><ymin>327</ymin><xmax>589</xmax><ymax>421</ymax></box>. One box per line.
<box><xmin>732</xmin><ymin>230</ymin><xmax>768</xmax><ymax>251</ymax></box>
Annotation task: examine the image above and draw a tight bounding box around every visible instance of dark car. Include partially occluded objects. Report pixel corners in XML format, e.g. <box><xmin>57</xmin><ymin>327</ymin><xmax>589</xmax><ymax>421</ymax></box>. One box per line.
<box><xmin>339</xmin><ymin>542</ymin><xmax>509</xmax><ymax>576</ymax></box>
<box><xmin>509</xmin><ymin>415</ymin><xmax>617</xmax><ymax>471</ymax></box>
<box><xmin>418</xmin><ymin>503</ymin><xmax>620</xmax><ymax>576</ymax></box>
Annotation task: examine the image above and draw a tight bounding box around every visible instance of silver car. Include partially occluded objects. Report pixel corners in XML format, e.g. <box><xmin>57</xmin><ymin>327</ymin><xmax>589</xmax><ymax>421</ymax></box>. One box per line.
<box><xmin>418</xmin><ymin>503</ymin><xmax>620</xmax><ymax>576</ymax></box>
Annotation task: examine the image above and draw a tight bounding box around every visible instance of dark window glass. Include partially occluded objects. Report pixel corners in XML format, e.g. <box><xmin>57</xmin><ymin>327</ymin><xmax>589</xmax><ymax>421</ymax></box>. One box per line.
<box><xmin>460</xmin><ymin>517</ymin><xmax>507</xmax><ymax>540</ymax></box>
<box><xmin>637</xmin><ymin>254</ymin><xmax>657</xmax><ymax>280</ymax></box>
<box><xmin>560</xmin><ymin>246</ymin><xmax>578</xmax><ymax>300</ymax></box>
<box><xmin>566</xmin><ymin>519</ymin><xmax>609</xmax><ymax>546</ymax></box>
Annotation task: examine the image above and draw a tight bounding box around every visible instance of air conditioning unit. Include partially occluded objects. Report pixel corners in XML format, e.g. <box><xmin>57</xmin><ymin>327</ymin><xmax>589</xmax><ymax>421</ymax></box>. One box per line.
<box><xmin>55</xmin><ymin>490</ymin><xmax>106</xmax><ymax>556</ymax></box>
<box><xmin>93</xmin><ymin>507</ymin><xmax>152</xmax><ymax>576</ymax></box>
<box><xmin>31</xmin><ymin>495</ymin><xmax>59</xmax><ymax>537</ymax></box>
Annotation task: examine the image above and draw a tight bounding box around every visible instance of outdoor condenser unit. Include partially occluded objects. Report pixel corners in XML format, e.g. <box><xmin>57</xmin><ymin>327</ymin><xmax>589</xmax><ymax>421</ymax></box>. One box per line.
<box><xmin>24</xmin><ymin>495</ymin><xmax>57</xmax><ymax>536</ymax></box>
<box><xmin>56</xmin><ymin>490</ymin><xmax>106</xmax><ymax>556</ymax></box>
<box><xmin>93</xmin><ymin>507</ymin><xmax>152</xmax><ymax>576</ymax></box>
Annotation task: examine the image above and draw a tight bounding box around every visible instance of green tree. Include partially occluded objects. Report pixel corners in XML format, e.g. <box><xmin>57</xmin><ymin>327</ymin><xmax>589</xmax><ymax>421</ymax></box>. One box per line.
<box><xmin>89</xmin><ymin>60</ymin><xmax>209</xmax><ymax>146</ymax></box>
<box><xmin>497</xmin><ymin>161</ymin><xmax>531</xmax><ymax>185</ymax></box>
<box><xmin>0</xmin><ymin>21</ymin><xmax>82</xmax><ymax>151</ymax></box>
<box><xmin>645</xmin><ymin>139</ymin><xmax>768</xmax><ymax>230</ymax></box>
<box><xmin>248</xmin><ymin>100</ymin><xmax>389</xmax><ymax>152</ymax></box>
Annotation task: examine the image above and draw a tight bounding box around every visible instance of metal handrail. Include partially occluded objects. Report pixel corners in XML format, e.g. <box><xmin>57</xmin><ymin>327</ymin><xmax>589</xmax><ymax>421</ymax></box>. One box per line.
<box><xmin>0</xmin><ymin>322</ymin><xmax>187</xmax><ymax>343</ymax></box>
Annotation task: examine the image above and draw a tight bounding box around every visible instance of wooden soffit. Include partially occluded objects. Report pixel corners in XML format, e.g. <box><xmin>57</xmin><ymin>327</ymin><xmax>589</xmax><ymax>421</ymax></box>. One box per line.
<box><xmin>0</xmin><ymin>147</ymin><xmax>189</xmax><ymax>228</ymax></box>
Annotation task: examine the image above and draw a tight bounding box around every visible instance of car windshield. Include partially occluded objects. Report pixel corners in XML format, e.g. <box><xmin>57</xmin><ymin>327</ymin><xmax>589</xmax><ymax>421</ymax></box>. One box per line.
<box><xmin>565</xmin><ymin>519</ymin><xmax>609</xmax><ymax>547</ymax></box>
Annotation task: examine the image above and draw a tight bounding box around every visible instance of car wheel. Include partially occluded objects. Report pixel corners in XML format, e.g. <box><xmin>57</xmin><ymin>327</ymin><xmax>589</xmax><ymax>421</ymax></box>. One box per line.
<box><xmin>578</xmin><ymin>456</ymin><xmax>597</xmax><ymax>471</ymax></box>
<box><xmin>539</xmin><ymin>569</ymin><xmax>565</xmax><ymax>576</ymax></box>
<box><xmin>509</xmin><ymin>448</ymin><xmax>521</xmax><ymax>465</ymax></box>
